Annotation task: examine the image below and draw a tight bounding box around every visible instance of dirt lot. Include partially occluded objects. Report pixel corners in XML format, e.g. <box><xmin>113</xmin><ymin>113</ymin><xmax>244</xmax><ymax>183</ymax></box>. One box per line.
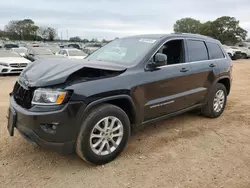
<box><xmin>1</xmin><ymin>60</ymin><xmax>250</xmax><ymax>188</ymax></box>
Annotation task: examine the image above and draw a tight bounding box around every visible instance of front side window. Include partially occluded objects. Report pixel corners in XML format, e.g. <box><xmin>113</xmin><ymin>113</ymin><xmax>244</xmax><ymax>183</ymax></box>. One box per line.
<box><xmin>187</xmin><ymin>40</ymin><xmax>208</xmax><ymax>62</ymax></box>
<box><xmin>156</xmin><ymin>39</ymin><xmax>185</xmax><ymax>65</ymax></box>
<box><xmin>206</xmin><ymin>42</ymin><xmax>225</xmax><ymax>59</ymax></box>
<box><xmin>86</xmin><ymin>38</ymin><xmax>158</xmax><ymax>67</ymax></box>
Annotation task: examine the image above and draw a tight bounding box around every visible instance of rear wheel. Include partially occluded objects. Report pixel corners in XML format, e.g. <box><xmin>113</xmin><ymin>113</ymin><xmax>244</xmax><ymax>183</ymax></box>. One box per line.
<box><xmin>242</xmin><ymin>53</ymin><xmax>247</xmax><ymax>59</ymax></box>
<box><xmin>76</xmin><ymin>104</ymin><xmax>130</xmax><ymax>165</ymax></box>
<box><xmin>202</xmin><ymin>83</ymin><xmax>227</xmax><ymax>118</ymax></box>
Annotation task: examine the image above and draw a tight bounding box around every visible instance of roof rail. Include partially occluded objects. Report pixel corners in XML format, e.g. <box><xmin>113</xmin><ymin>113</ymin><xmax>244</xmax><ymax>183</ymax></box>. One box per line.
<box><xmin>172</xmin><ymin>32</ymin><xmax>214</xmax><ymax>39</ymax></box>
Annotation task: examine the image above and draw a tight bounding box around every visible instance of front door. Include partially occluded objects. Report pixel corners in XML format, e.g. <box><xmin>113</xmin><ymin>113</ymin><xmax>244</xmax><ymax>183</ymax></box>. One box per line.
<box><xmin>143</xmin><ymin>63</ymin><xmax>194</xmax><ymax>121</ymax></box>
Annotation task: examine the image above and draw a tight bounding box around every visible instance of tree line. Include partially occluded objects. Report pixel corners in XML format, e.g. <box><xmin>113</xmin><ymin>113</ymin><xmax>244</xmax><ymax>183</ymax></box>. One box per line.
<box><xmin>173</xmin><ymin>16</ymin><xmax>248</xmax><ymax>45</ymax></box>
<box><xmin>0</xmin><ymin>16</ymin><xmax>248</xmax><ymax>44</ymax></box>
<box><xmin>0</xmin><ymin>19</ymin><xmax>57</xmax><ymax>41</ymax></box>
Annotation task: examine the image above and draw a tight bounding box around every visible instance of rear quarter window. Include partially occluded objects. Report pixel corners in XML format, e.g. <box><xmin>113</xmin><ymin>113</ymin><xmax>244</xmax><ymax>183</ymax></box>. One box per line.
<box><xmin>206</xmin><ymin>42</ymin><xmax>225</xmax><ymax>59</ymax></box>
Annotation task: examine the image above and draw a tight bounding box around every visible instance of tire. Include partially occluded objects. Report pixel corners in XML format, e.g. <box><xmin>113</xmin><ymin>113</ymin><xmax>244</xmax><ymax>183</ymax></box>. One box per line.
<box><xmin>76</xmin><ymin>104</ymin><xmax>130</xmax><ymax>165</ymax></box>
<box><xmin>242</xmin><ymin>53</ymin><xmax>247</xmax><ymax>59</ymax></box>
<box><xmin>201</xmin><ymin>83</ymin><xmax>227</xmax><ymax>118</ymax></box>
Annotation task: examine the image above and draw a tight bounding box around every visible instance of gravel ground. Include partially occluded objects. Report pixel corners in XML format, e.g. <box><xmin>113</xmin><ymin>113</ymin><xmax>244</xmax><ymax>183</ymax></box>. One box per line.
<box><xmin>1</xmin><ymin>60</ymin><xmax>250</xmax><ymax>188</ymax></box>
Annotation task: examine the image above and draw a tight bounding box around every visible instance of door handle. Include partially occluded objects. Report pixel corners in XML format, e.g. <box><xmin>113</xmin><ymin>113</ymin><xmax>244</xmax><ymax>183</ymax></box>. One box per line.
<box><xmin>209</xmin><ymin>63</ymin><xmax>216</xmax><ymax>68</ymax></box>
<box><xmin>180</xmin><ymin>68</ymin><xmax>189</xmax><ymax>72</ymax></box>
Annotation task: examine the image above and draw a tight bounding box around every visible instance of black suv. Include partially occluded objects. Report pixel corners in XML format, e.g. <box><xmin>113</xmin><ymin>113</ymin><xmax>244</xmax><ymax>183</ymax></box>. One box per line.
<box><xmin>7</xmin><ymin>33</ymin><xmax>232</xmax><ymax>165</ymax></box>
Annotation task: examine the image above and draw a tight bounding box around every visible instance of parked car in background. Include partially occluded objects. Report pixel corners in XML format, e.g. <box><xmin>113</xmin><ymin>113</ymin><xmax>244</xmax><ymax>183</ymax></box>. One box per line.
<box><xmin>61</xmin><ymin>43</ymin><xmax>82</xmax><ymax>50</ymax></box>
<box><xmin>8</xmin><ymin>33</ymin><xmax>232</xmax><ymax>165</ymax></box>
<box><xmin>4</xmin><ymin>43</ymin><xmax>19</xmax><ymax>49</ymax></box>
<box><xmin>230</xmin><ymin>46</ymin><xmax>246</xmax><ymax>59</ymax></box>
<box><xmin>222</xmin><ymin>45</ymin><xmax>239</xmax><ymax>60</ymax></box>
<box><xmin>238</xmin><ymin>47</ymin><xmax>250</xmax><ymax>59</ymax></box>
<box><xmin>0</xmin><ymin>50</ymin><xmax>31</xmax><ymax>74</ymax></box>
<box><xmin>42</xmin><ymin>45</ymin><xmax>61</xmax><ymax>54</ymax></box>
<box><xmin>11</xmin><ymin>47</ymin><xmax>28</xmax><ymax>57</ymax></box>
<box><xmin>56</xmin><ymin>49</ymin><xmax>88</xmax><ymax>59</ymax></box>
<box><xmin>26</xmin><ymin>47</ymin><xmax>64</xmax><ymax>62</ymax></box>
<box><xmin>82</xmin><ymin>43</ymin><xmax>102</xmax><ymax>55</ymax></box>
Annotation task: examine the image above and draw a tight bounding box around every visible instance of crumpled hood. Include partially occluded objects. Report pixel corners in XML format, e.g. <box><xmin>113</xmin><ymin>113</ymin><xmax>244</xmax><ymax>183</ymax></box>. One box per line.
<box><xmin>19</xmin><ymin>58</ymin><xmax>127</xmax><ymax>87</ymax></box>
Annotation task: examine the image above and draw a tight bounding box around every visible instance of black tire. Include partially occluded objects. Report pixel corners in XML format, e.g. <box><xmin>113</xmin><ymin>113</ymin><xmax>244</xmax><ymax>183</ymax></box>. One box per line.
<box><xmin>76</xmin><ymin>104</ymin><xmax>130</xmax><ymax>165</ymax></box>
<box><xmin>201</xmin><ymin>83</ymin><xmax>227</xmax><ymax>118</ymax></box>
<box><xmin>242</xmin><ymin>53</ymin><xmax>247</xmax><ymax>59</ymax></box>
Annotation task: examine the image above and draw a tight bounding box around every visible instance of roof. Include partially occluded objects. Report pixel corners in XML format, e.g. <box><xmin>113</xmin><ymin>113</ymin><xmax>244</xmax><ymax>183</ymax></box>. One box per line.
<box><xmin>126</xmin><ymin>33</ymin><xmax>218</xmax><ymax>42</ymax></box>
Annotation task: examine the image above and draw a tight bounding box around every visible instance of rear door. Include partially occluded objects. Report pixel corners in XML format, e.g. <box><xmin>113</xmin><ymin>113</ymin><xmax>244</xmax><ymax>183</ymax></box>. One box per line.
<box><xmin>185</xmin><ymin>39</ymin><xmax>221</xmax><ymax>105</ymax></box>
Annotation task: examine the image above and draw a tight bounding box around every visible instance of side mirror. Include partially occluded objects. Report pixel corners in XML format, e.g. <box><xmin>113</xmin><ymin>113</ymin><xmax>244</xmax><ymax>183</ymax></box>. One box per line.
<box><xmin>148</xmin><ymin>53</ymin><xmax>167</xmax><ymax>69</ymax></box>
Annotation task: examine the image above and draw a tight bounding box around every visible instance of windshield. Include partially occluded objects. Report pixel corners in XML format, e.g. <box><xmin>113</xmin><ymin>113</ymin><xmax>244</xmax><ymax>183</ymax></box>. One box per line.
<box><xmin>68</xmin><ymin>50</ymin><xmax>87</xmax><ymax>56</ymax></box>
<box><xmin>33</xmin><ymin>48</ymin><xmax>53</xmax><ymax>55</ymax></box>
<box><xmin>13</xmin><ymin>48</ymin><xmax>27</xmax><ymax>53</ymax></box>
<box><xmin>86</xmin><ymin>38</ymin><xmax>157</xmax><ymax>66</ymax></box>
<box><xmin>0</xmin><ymin>51</ymin><xmax>20</xmax><ymax>57</ymax></box>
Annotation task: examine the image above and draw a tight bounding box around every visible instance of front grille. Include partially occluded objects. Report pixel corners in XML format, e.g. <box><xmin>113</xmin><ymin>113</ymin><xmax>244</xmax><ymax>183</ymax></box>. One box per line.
<box><xmin>13</xmin><ymin>82</ymin><xmax>34</xmax><ymax>109</ymax></box>
<box><xmin>11</xmin><ymin>69</ymin><xmax>23</xmax><ymax>72</ymax></box>
<box><xmin>10</xmin><ymin>63</ymin><xmax>27</xmax><ymax>68</ymax></box>
<box><xmin>235</xmin><ymin>51</ymin><xmax>242</xmax><ymax>54</ymax></box>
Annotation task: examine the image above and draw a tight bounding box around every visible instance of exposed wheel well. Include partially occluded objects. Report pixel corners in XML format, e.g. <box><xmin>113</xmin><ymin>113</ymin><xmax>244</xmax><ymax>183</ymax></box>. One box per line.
<box><xmin>218</xmin><ymin>78</ymin><xmax>230</xmax><ymax>95</ymax></box>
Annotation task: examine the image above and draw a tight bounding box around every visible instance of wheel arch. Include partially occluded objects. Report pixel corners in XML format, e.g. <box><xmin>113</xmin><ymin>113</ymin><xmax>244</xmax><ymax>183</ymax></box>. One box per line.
<box><xmin>216</xmin><ymin>77</ymin><xmax>231</xmax><ymax>95</ymax></box>
<box><xmin>83</xmin><ymin>95</ymin><xmax>137</xmax><ymax>127</ymax></box>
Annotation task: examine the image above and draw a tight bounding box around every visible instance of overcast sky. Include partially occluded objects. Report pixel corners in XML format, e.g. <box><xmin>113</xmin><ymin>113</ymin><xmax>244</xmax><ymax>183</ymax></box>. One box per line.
<box><xmin>0</xmin><ymin>0</ymin><xmax>249</xmax><ymax>40</ymax></box>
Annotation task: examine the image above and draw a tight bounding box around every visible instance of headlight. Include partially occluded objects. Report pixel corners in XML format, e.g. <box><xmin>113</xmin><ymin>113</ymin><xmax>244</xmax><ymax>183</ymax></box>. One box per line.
<box><xmin>32</xmin><ymin>89</ymin><xmax>68</xmax><ymax>105</ymax></box>
<box><xmin>0</xmin><ymin>62</ymin><xmax>9</xmax><ymax>67</ymax></box>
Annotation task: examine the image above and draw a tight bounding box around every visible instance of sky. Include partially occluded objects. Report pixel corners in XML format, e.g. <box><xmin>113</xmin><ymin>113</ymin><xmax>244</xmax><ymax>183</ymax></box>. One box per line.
<box><xmin>0</xmin><ymin>0</ymin><xmax>250</xmax><ymax>40</ymax></box>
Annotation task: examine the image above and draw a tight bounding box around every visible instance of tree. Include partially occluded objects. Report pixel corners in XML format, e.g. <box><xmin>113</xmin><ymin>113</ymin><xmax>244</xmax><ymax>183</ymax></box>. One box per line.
<box><xmin>209</xmin><ymin>16</ymin><xmax>247</xmax><ymax>44</ymax></box>
<box><xmin>69</xmin><ymin>36</ymin><xmax>82</xmax><ymax>42</ymax></box>
<box><xmin>36</xmin><ymin>27</ymin><xmax>57</xmax><ymax>41</ymax></box>
<box><xmin>174</xmin><ymin>18</ymin><xmax>201</xmax><ymax>34</ymax></box>
<box><xmin>46</xmin><ymin>27</ymin><xmax>57</xmax><ymax>41</ymax></box>
<box><xmin>173</xmin><ymin>16</ymin><xmax>247</xmax><ymax>44</ymax></box>
<box><xmin>102</xmin><ymin>39</ymin><xmax>108</xmax><ymax>43</ymax></box>
<box><xmin>82</xmin><ymin>39</ymin><xmax>89</xmax><ymax>43</ymax></box>
<box><xmin>90</xmin><ymin>38</ymin><xmax>98</xmax><ymax>43</ymax></box>
<box><xmin>4</xmin><ymin>19</ymin><xmax>39</xmax><ymax>40</ymax></box>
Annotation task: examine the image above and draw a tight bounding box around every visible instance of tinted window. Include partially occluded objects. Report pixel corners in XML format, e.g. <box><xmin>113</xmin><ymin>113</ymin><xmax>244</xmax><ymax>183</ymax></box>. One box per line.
<box><xmin>187</xmin><ymin>40</ymin><xmax>208</xmax><ymax>62</ymax></box>
<box><xmin>206</xmin><ymin>42</ymin><xmax>225</xmax><ymax>59</ymax></box>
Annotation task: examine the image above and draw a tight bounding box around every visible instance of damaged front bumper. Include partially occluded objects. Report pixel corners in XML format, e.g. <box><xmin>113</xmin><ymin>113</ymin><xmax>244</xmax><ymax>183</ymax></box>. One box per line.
<box><xmin>8</xmin><ymin>95</ymin><xmax>86</xmax><ymax>154</ymax></box>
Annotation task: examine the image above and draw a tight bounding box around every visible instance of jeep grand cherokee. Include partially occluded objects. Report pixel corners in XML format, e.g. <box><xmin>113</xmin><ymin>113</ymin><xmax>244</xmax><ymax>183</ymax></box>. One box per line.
<box><xmin>7</xmin><ymin>33</ymin><xmax>232</xmax><ymax>165</ymax></box>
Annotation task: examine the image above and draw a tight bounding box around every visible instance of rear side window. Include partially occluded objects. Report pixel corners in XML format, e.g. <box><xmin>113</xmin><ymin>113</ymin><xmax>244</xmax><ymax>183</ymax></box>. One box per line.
<box><xmin>187</xmin><ymin>40</ymin><xmax>208</xmax><ymax>62</ymax></box>
<box><xmin>206</xmin><ymin>42</ymin><xmax>225</xmax><ymax>59</ymax></box>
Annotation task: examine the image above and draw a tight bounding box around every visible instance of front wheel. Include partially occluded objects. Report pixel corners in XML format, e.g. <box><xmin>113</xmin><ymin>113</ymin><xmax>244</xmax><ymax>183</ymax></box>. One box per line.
<box><xmin>202</xmin><ymin>83</ymin><xmax>227</xmax><ymax>118</ymax></box>
<box><xmin>76</xmin><ymin>104</ymin><xmax>130</xmax><ymax>165</ymax></box>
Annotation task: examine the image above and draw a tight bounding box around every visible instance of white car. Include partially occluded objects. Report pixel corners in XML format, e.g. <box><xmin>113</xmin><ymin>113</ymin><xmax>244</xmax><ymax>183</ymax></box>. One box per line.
<box><xmin>56</xmin><ymin>49</ymin><xmax>88</xmax><ymax>59</ymax></box>
<box><xmin>238</xmin><ymin>47</ymin><xmax>250</xmax><ymax>58</ymax></box>
<box><xmin>0</xmin><ymin>50</ymin><xmax>31</xmax><ymax>74</ymax></box>
<box><xmin>11</xmin><ymin>47</ymin><xmax>28</xmax><ymax>57</ymax></box>
<box><xmin>222</xmin><ymin>45</ymin><xmax>235</xmax><ymax>58</ymax></box>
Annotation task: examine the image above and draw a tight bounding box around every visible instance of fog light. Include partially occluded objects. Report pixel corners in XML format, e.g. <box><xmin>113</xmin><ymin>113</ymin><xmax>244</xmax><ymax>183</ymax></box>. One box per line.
<box><xmin>40</xmin><ymin>123</ymin><xmax>59</xmax><ymax>134</ymax></box>
<box><xmin>2</xmin><ymin>69</ymin><xmax>8</xmax><ymax>73</ymax></box>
